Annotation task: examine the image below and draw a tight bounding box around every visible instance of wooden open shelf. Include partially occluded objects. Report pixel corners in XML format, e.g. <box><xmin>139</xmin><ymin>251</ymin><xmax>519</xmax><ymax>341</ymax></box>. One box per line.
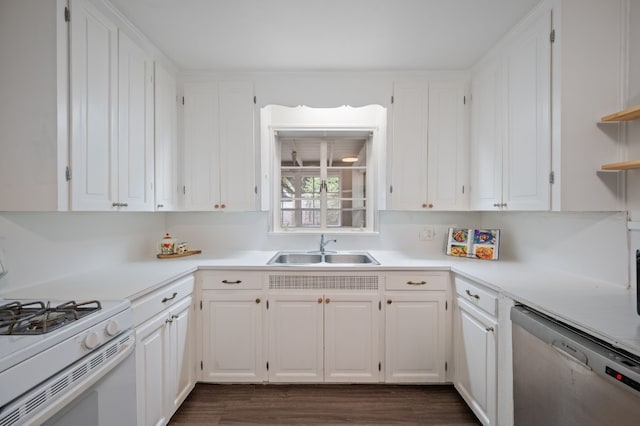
<box><xmin>601</xmin><ymin>104</ymin><xmax>640</xmax><ymax>122</ymax></box>
<box><xmin>601</xmin><ymin>160</ymin><xmax>640</xmax><ymax>171</ymax></box>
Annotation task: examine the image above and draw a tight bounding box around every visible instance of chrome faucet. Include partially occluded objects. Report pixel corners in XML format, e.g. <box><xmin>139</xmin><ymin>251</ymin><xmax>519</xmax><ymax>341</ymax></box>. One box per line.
<box><xmin>319</xmin><ymin>234</ymin><xmax>337</xmax><ymax>254</ymax></box>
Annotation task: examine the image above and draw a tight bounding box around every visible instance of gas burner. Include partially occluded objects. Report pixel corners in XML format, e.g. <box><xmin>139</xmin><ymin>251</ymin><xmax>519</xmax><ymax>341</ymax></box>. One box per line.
<box><xmin>0</xmin><ymin>300</ymin><xmax>102</xmax><ymax>335</ymax></box>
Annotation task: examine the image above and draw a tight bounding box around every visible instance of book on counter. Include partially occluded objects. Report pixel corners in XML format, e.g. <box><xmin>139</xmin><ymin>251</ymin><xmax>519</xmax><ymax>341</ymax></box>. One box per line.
<box><xmin>446</xmin><ymin>228</ymin><xmax>500</xmax><ymax>260</ymax></box>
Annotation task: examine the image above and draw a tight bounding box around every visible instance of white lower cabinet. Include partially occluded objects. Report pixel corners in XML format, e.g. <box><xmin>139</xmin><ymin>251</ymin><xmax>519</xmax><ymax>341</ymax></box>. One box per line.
<box><xmin>454</xmin><ymin>277</ymin><xmax>498</xmax><ymax>426</ymax></box>
<box><xmin>384</xmin><ymin>272</ymin><xmax>449</xmax><ymax>383</ymax></box>
<box><xmin>385</xmin><ymin>293</ymin><xmax>447</xmax><ymax>383</ymax></box>
<box><xmin>136</xmin><ymin>295</ymin><xmax>195</xmax><ymax>426</ymax></box>
<box><xmin>201</xmin><ymin>292</ymin><xmax>265</xmax><ymax>382</ymax></box>
<box><xmin>268</xmin><ymin>292</ymin><xmax>381</xmax><ymax>383</ymax></box>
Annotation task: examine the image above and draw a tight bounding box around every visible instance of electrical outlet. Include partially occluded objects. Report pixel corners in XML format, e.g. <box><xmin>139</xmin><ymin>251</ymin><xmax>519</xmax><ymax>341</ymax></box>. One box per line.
<box><xmin>419</xmin><ymin>226</ymin><xmax>435</xmax><ymax>241</ymax></box>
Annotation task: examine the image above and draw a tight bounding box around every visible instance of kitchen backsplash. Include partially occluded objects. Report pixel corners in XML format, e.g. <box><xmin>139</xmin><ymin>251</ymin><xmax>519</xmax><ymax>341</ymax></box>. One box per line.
<box><xmin>0</xmin><ymin>210</ymin><xmax>630</xmax><ymax>294</ymax></box>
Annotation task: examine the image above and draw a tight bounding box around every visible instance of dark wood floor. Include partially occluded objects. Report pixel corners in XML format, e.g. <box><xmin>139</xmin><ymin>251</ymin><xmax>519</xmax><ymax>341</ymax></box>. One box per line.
<box><xmin>169</xmin><ymin>383</ymin><xmax>481</xmax><ymax>425</ymax></box>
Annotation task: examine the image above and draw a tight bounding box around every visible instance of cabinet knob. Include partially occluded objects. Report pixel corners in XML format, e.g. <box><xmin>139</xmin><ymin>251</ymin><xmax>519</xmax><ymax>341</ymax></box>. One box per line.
<box><xmin>220</xmin><ymin>204</ymin><xmax>226</xmax><ymax>209</ymax></box>
<box><xmin>121</xmin><ymin>203</ymin><xmax>128</xmax><ymax>207</ymax></box>
<box><xmin>255</xmin><ymin>298</ymin><xmax>261</xmax><ymax>304</ymax></box>
<box><xmin>422</xmin><ymin>203</ymin><xmax>428</xmax><ymax>208</ymax></box>
<box><xmin>317</xmin><ymin>298</ymin><xmax>323</xmax><ymax>304</ymax></box>
<box><xmin>171</xmin><ymin>314</ymin><xmax>179</xmax><ymax>320</ymax></box>
<box><xmin>157</xmin><ymin>204</ymin><xmax>164</xmax><ymax>209</ymax></box>
<box><xmin>428</xmin><ymin>203</ymin><xmax>433</xmax><ymax>208</ymax></box>
<box><xmin>387</xmin><ymin>300</ymin><xmax>392</xmax><ymax>304</ymax></box>
<box><xmin>493</xmin><ymin>203</ymin><xmax>500</xmax><ymax>207</ymax></box>
<box><xmin>486</xmin><ymin>327</ymin><xmax>494</xmax><ymax>332</ymax></box>
<box><xmin>214</xmin><ymin>204</ymin><xmax>220</xmax><ymax>209</ymax></box>
<box><xmin>325</xmin><ymin>298</ymin><xmax>331</xmax><ymax>304</ymax></box>
<box><xmin>112</xmin><ymin>202</ymin><xmax>119</xmax><ymax>207</ymax></box>
<box><xmin>165</xmin><ymin>317</ymin><xmax>173</xmax><ymax>324</ymax></box>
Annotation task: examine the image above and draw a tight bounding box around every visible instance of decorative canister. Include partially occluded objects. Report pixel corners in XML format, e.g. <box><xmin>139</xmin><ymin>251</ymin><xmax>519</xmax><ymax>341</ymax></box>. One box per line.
<box><xmin>177</xmin><ymin>242</ymin><xmax>189</xmax><ymax>254</ymax></box>
<box><xmin>160</xmin><ymin>233</ymin><xmax>177</xmax><ymax>254</ymax></box>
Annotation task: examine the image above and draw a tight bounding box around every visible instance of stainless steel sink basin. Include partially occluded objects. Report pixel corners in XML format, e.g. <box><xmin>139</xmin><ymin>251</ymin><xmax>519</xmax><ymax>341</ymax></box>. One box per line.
<box><xmin>267</xmin><ymin>253</ymin><xmax>323</xmax><ymax>264</ymax></box>
<box><xmin>323</xmin><ymin>253</ymin><xmax>377</xmax><ymax>264</ymax></box>
<box><xmin>267</xmin><ymin>251</ymin><xmax>379</xmax><ymax>265</ymax></box>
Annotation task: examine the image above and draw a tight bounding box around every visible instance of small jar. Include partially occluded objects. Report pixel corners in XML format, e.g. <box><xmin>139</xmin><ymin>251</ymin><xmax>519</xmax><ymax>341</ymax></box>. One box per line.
<box><xmin>160</xmin><ymin>233</ymin><xmax>176</xmax><ymax>254</ymax></box>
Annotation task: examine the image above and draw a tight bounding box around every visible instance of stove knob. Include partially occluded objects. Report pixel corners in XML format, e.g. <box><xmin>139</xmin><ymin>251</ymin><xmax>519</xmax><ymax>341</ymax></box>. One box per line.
<box><xmin>84</xmin><ymin>331</ymin><xmax>100</xmax><ymax>350</ymax></box>
<box><xmin>106</xmin><ymin>320</ymin><xmax>120</xmax><ymax>336</ymax></box>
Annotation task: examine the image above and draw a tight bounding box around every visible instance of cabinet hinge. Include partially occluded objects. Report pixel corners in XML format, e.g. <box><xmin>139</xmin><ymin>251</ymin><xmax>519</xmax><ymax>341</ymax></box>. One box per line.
<box><xmin>445</xmin><ymin>362</ymin><xmax>448</xmax><ymax>372</ymax></box>
<box><xmin>391</xmin><ymin>95</ymin><xmax>394</xmax><ymax>104</ymax></box>
<box><xmin>65</xmin><ymin>166</ymin><xmax>71</xmax><ymax>182</ymax></box>
<box><xmin>550</xmin><ymin>29</ymin><xmax>556</xmax><ymax>43</ymax></box>
<box><xmin>200</xmin><ymin>360</ymin><xmax>203</xmax><ymax>371</ymax></box>
<box><xmin>378</xmin><ymin>362</ymin><xmax>381</xmax><ymax>372</ymax></box>
<box><xmin>253</xmin><ymin>95</ymin><xmax>257</xmax><ymax>104</ymax></box>
<box><xmin>266</xmin><ymin>361</ymin><xmax>269</xmax><ymax>371</ymax></box>
<box><xmin>64</xmin><ymin>6</ymin><xmax>70</xmax><ymax>22</ymax></box>
<box><xmin>549</xmin><ymin>171</ymin><xmax>555</xmax><ymax>184</ymax></box>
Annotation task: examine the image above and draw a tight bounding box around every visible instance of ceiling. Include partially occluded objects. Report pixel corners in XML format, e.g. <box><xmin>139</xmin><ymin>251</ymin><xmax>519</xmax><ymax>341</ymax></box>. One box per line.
<box><xmin>108</xmin><ymin>0</ymin><xmax>541</xmax><ymax>72</ymax></box>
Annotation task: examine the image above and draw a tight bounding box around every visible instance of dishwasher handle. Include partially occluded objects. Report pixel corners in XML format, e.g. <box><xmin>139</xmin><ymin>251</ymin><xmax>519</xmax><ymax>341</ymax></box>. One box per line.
<box><xmin>551</xmin><ymin>339</ymin><xmax>591</xmax><ymax>370</ymax></box>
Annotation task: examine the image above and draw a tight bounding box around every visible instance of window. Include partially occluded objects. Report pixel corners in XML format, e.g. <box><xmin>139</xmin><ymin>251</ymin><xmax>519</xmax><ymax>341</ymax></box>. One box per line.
<box><xmin>261</xmin><ymin>105</ymin><xmax>387</xmax><ymax>233</ymax></box>
<box><xmin>278</xmin><ymin>137</ymin><xmax>368</xmax><ymax>231</ymax></box>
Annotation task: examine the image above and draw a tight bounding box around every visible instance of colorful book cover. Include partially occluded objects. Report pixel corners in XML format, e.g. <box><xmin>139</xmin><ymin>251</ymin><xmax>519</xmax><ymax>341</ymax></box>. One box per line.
<box><xmin>446</xmin><ymin>228</ymin><xmax>500</xmax><ymax>260</ymax></box>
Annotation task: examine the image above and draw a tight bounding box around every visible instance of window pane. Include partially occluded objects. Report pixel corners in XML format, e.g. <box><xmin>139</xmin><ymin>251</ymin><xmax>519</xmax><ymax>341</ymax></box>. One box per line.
<box><xmin>281</xmin><ymin>210</ymin><xmax>296</xmax><ymax>228</ymax></box>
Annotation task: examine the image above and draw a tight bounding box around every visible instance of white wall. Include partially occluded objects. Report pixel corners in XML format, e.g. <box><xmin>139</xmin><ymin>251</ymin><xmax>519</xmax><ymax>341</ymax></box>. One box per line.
<box><xmin>166</xmin><ymin>210</ymin><xmax>478</xmax><ymax>254</ymax></box>
<box><xmin>0</xmin><ymin>212</ymin><xmax>165</xmax><ymax>294</ymax></box>
<box><xmin>626</xmin><ymin>0</ymin><xmax>640</xmax><ymax>213</ymax></box>
<box><xmin>480</xmin><ymin>211</ymin><xmax>629</xmax><ymax>287</ymax></box>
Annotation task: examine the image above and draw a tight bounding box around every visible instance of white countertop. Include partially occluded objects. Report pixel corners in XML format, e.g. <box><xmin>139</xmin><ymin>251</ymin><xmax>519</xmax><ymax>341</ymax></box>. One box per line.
<box><xmin>3</xmin><ymin>249</ymin><xmax>639</xmax><ymax>356</ymax></box>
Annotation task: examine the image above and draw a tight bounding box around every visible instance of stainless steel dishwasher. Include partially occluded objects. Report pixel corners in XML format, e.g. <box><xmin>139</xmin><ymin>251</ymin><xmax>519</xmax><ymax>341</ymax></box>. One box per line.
<box><xmin>511</xmin><ymin>305</ymin><xmax>640</xmax><ymax>426</ymax></box>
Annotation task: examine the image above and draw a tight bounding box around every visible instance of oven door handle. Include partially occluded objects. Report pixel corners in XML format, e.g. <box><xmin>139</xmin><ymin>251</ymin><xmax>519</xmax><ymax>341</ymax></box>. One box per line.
<box><xmin>0</xmin><ymin>330</ymin><xmax>135</xmax><ymax>426</ymax></box>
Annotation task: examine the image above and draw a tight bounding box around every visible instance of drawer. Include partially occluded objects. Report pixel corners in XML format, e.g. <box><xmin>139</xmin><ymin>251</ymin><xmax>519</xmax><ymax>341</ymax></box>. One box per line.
<box><xmin>385</xmin><ymin>272</ymin><xmax>449</xmax><ymax>291</ymax></box>
<box><xmin>132</xmin><ymin>274</ymin><xmax>194</xmax><ymax>327</ymax></box>
<box><xmin>454</xmin><ymin>276</ymin><xmax>497</xmax><ymax>317</ymax></box>
<box><xmin>200</xmin><ymin>270</ymin><xmax>264</xmax><ymax>290</ymax></box>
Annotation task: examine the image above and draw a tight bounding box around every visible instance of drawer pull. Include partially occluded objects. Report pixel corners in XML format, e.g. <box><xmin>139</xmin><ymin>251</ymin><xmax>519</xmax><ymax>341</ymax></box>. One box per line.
<box><xmin>465</xmin><ymin>289</ymin><xmax>480</xmax><ymax>300</ymax></box>
<box><xmin>162</xmin><ymin>292</ymin><xmax>178</xmax><ymax>303</ymax></box>
<box><xmin>222</xmin><ymin>280</ymin><xmax>242</xmax><ymax>285</ymax></box>
<box><xmin>406</xmin><ymin>280</ymin><xmax>427</xmax><ymax>286</ymax></box>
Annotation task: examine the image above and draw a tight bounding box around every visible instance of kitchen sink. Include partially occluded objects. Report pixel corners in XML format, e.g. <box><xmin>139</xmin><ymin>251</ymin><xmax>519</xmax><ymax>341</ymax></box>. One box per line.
<box><xmin>267</xmin><ymin>251</ymin><xmax>379</xmax><ymax>265</ymax></box>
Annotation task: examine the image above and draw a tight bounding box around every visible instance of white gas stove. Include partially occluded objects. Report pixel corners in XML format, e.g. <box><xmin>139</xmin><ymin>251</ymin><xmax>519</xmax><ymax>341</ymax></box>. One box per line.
<box><xmin>0</xmin><ymin>298</ymin><xmax>136</xmax><ymax>425</ymax></box>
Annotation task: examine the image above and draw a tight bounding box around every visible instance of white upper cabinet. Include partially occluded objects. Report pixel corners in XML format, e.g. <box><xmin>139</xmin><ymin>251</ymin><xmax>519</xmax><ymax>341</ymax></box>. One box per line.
<box><xmin>390</xmin><ymin>79</ymin><xmax>468</xmax><ymax>211</ymax></box>
<box><xmin>0</xmin><ymin>0</ymin><xmax>69</xmax><ymax>211</ymax></box>
<box><xmin>70</xmin><ymin>0</ymin><xmax>156</xmax><ymax>211</ymax></box>
<box><xmin>470</xmin><ymin>9</ymin><xmax>551</xmax><ymax>211</ymax></box>
<box><xmin>116</xmin><ymin>30</ymin><xmax>155</xmax><ymax>211</ymax></box>
<box><xmin>183</xmin><ymin>81</ymin><xmax>256</xmax><ymax>211</ymax></box>
<box><xmin>69</xmin><ymin>0</ymin><xmax>118</xmax><ymax>210</ymax></box>
<box><xmin>154</xmin><ymin>63</ymin><xmax>179</xmax><ymax>211</ymax></box>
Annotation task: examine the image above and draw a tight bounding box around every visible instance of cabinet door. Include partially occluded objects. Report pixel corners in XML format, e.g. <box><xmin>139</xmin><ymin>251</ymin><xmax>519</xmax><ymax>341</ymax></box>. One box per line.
<box><xmin>168</xmin><ymin>297</ymin><xmax>195</xmax><ymax>415</ymax></box>
<box><xmin>183</xmin><ymin>82</ymin><xmax>220</xmax><ymax>210</ymax></box>
<box><xmin>427</xmin><ymin>81</ymin><xmax>468</xmax><ymax>210</ymax></box>
<box><xmin>503</xmin><ymin>10</ymin><xmax>551</xmax><ymax>211</ymax></box>
<box><xmin>268</xmin><ymin>294</ymin><xmax>324</xmax><ymax>382</ymax></box>
<box><xmin>117</xmin><ymin>30</ymin><xmax>154</xmax><ymax>211</ymax></box>
<box><xmin>154</xmin><ymin>63</ymin><xmax>178</xmax><ymax>211</ymax></box>
<box><xmin>470</xmin><ymin>58</ymin><xmax>503</xmax><ymax>210</ymax></box>
<box><xmin>201</xmin><ymin>292</ymin><xmax>264</xmax><ymax>382</ymax></box>
<box><xmin>69</xmin><ymin>0</ymin><xmax>118</xmax><ymax>210</ymax></box>
<box><xmin>219</xmin><ymin>81</ymin><xmax>256</xmax><ymax>211</ymax></box>
<box><xmin>454</xmin><ymin>298</ymin><xmax>497</xmax><ymax>426</ymax></box>
<box><xmin>324</xmin><ymin>293</ymin><xmax>380</xmax><ymax>383</ymax></box>
<box><xmin>389</xmin><ymin>82</ymin><xmax>428</xmax><ymax>210</ymax></box>
<box><xmin>135</xmin><ymin>311</ymin><xmax>169</xmax><ymax>426</ymax></box>
<box><xmin>385</xmin><ymin>293</ymin><xmax>446</xmax><ymax>383</ymax></box>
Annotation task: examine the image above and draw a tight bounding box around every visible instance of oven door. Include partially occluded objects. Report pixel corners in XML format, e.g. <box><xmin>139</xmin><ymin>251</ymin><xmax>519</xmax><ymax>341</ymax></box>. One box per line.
<box><xmin>1</xmin><ymin>330</ymin><xmax>136</xmax><ymax>426</ymax></box>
